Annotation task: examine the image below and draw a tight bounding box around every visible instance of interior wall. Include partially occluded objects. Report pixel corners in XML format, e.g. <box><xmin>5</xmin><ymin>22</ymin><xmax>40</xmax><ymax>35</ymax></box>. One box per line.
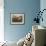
<box><xmin>4</xmin><ymin>0</ymin><xmax>40</xmax><ymax>42</ymax></box>
<box><xmin>40</xmin><ymin>0</ymin><xmax>46</xmax><ymax>27</ymax></box>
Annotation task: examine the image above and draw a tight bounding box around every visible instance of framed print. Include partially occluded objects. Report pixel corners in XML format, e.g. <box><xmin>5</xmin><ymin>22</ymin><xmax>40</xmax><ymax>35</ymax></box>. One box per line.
<box><xmin>11</xmin><ymin>13</ymin><xmax>24</xmax><ymax>24</ymax></box>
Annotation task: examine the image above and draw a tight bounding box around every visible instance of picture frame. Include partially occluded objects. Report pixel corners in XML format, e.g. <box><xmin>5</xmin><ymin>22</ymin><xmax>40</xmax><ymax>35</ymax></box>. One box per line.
<box><xmin>11</xmin><ymin>13</ymin><xmax>24</xmax><ymax>24</ymax></box>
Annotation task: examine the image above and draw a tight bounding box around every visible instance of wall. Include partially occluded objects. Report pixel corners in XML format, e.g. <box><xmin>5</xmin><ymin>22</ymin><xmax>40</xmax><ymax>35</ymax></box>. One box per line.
<box><xmin>40</xmin><ymin>0</ymin><xmax>46</xmax><ymax>27</ymax></box>
<box><xmin>4</xmin><ymin>0</ymin><xmax>40</xmax><ymax>42</ymax></box>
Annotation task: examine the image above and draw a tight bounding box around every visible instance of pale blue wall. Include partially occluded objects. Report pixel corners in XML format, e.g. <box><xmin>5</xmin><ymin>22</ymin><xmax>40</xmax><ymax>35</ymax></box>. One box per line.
<box><xmin>4</xmin><ymin>0</ymin><xmax>40</xmax><ymax>42</ymax></box>
<box><xmin>40</xmin><ymin>0</ymin><xmax>46</xmax><ymax>27</ymax></box>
